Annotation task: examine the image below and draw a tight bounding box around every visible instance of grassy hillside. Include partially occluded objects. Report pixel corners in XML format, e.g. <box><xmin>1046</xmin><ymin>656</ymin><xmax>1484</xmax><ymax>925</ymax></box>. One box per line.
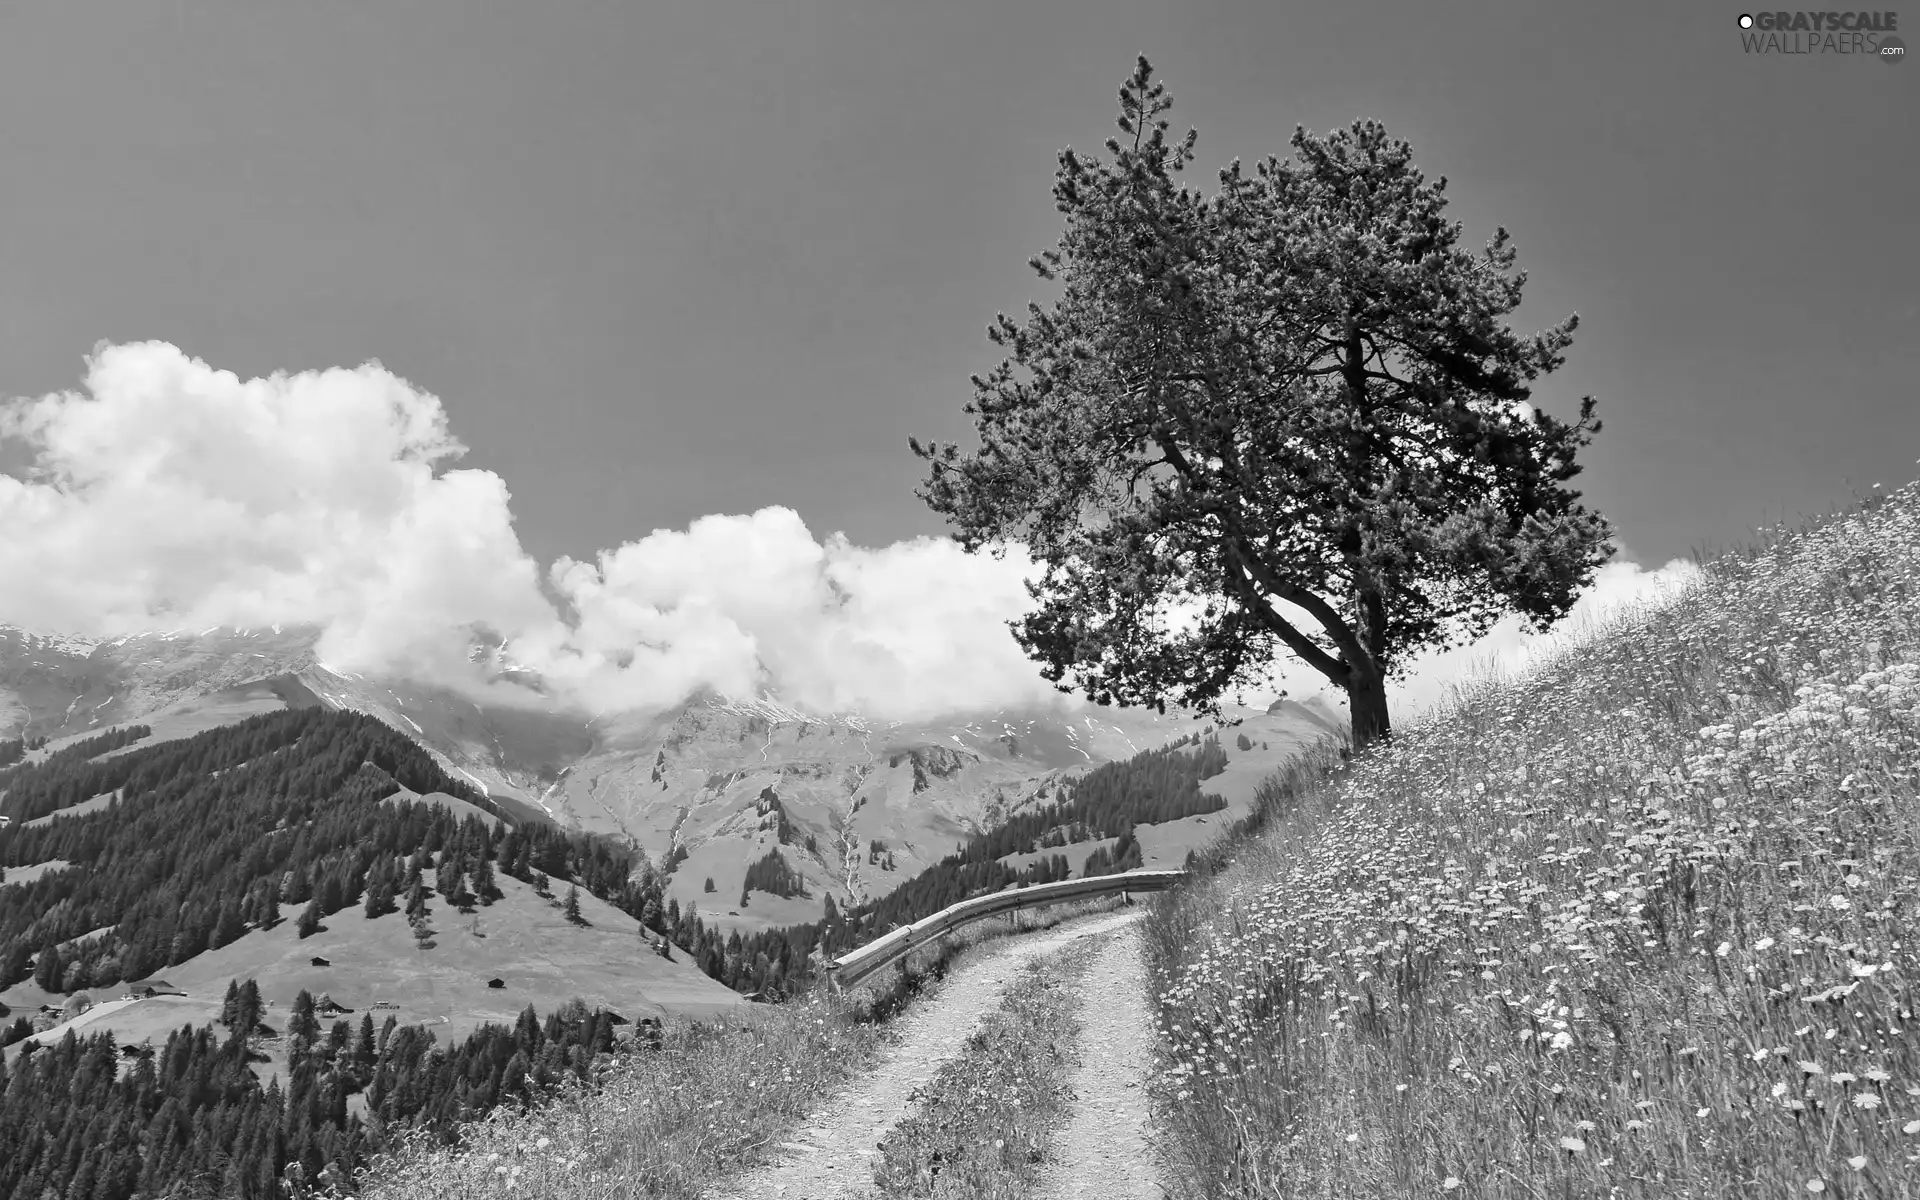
<box><xmin>536</xmin><ymin>692</ymin><xmax>1338</xmax><ymax>940</ymax></box>
<box><xmin>993</xmin><ymin>730</ymin><xmax>1335</xmax><ymax>878</ymax></box>
<box><xmin>353</xmin><ymin>898</ymin><xmax>1129</xmax><ymax>1200</ymax></box>
<box><xmin>8</xmin><ymin>864</ymin><xmax>740</xmax><ymax>1060</ymax></box>
<box><xmin>0</xmin><ymin>707</ymin><xmax>756</xmax><ymax>1029</ymax></box>
<box><xmin>1141</xmin><ymin>485</ymin><xmax>1920</xmax><ymax>1198</ymax></box>
<box><xmin>0</xmin><ymin>706</ymin><xmax>749</xmax><ymax>1200</ymax></box>
<box><xmin>684</xmin><ymin>729</ymin><xmax>1329</xmax><ymax>1000</ymax></box>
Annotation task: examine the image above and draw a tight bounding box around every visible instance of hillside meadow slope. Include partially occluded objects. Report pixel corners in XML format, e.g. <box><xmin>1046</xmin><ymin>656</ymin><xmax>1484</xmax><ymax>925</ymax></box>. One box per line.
<box><xmin>1143</xmin><ymin>483</ymin><xmax>1920</xmax><ymax>1198</ymax></box>
<box><xmin>6</xmin><ymin>863</ymin><xmax>741</xmax><ymax>1063</ymax></box>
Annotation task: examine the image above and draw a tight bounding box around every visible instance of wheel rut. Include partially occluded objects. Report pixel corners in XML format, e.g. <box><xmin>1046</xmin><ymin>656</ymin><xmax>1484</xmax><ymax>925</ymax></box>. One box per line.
<box><xmin>1032</xmin><ymin>921</ymin><xmax>1169</xmax><ymax>1200</ymax></box>
<box><xmin>707</xmin><ymin>910</ymin><xmax>1142</xmax><ymax>1200</ymax></box>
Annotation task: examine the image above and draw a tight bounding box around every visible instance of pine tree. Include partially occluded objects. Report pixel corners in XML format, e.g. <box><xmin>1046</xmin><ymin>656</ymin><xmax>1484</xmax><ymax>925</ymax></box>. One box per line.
<box><xmin>288</xmin><ymin>990</ymin><xmax>319</xmax><ymax>1047</ymax></box>
<box><xmin>1084</xmin><ymin>845</ymin><xmax>1114</xmax><ymax>877</ymax></box>
<box><xmin>296</xmin><ymin>898</ymin><xmax>324</xmax><ymax>940</ymax></box>
<box><xmin>563</xmin><ymin>886</ymin><xmax>583</xmax><ymax>926</ymax></box>
<box><xmin>0</xmin><ymin>941</ymin><xmax>30</xmax><ymax>989</ymax></box>
<box><xmin>212</xmin><ymin>897</ymin><xmax>246</xmax><ymax>949</ymax></box>
<box><xmin>446</xmin><ymin>870</ymin><xmax>476</xmax><ymax>913</ymax></box>
<box><xmin>237</xmin><ymin>979</ymin><xmax>262</xmax><ymax>1035</ymax></box>
<box><xmin>470</xmin><ymin>854</ymin><xmax>500</xmax><ymax>905</ymax></box>
<box><xmin>364</xmin><ymin>881</ymin><xmax>394</xmax><ymax>919</ymax></box>
<box><xmin>910</xmin><ymin>57</ymin><xmax>1611</xmax><ymax>751</ymax></box>
<box><xmin>33</xmin><ymin>940</ymin><xmax>61</xmax><ymax>993</ymax></box>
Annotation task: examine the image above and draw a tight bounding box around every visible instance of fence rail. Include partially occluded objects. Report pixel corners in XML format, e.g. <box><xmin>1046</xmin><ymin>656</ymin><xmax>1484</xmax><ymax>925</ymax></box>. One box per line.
<box><xmin>824</xmin><ymin>868</ymin><xmax>1187</xmax><ymax>990</ymax></box>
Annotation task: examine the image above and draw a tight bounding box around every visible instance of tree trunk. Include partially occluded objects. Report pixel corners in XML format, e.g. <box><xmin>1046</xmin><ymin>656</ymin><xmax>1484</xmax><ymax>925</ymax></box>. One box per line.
<box><xmin>1345</xmin><ymin>670</ymin><xmax>1391</xmax><ymax>752</ymax></box>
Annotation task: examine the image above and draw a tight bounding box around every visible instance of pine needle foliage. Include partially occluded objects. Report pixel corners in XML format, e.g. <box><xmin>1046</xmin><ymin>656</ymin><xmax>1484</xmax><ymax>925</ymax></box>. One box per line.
<box><xmin>912</xmin><ymin>58</ymin><xmax>1612</xmax><ymax>750</ymax></box>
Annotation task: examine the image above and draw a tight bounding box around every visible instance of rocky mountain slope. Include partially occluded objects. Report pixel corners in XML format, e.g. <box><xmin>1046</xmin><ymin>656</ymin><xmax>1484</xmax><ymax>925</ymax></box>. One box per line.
<box><xmin>0</xmin><ymin>623</ymin><xmax>1344</xmax><ymax>923</ymax></box>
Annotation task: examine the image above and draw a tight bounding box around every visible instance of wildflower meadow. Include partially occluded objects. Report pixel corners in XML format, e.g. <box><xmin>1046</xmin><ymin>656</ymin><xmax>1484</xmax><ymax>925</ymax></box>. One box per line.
<box><xmin>355</xmin><ymin>988</ymin><xmax>881</xmax><ymax>1200</ymax></box>
<box><xmin>1143</xmin><ymin>482</ymin><xmax>1920</xmax><ymax>1199</ymax></box>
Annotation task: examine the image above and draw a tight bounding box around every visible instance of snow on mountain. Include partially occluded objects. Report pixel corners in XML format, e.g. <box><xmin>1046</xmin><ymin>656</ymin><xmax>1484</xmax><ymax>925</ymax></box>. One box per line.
<box><xmin>0</xmin><ymin>621</ymin><xmax>1342</xmax><ymax>924</ymax></box>
<box><xmin>3</xmin><ymin>627</ymin><xmax>105</xmax><ymax>658</ymax></box>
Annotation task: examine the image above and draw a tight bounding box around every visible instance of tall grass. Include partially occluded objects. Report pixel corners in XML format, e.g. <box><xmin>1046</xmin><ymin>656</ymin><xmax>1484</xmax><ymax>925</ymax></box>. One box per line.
<box><xmin>356</xmin><ymin>989</ymin><xmax>884</xmax><ymax>1200</ymax></box>
<box><xmin>355</xmin><ymin>898</ymin><xmax>1126</xmax><ymax>1198</ymax></box>
<box><xmin>866</xmin><ymin>932</ymin><xmax>1109</xmax><ymax>1199</ymax></box>
<box><xmin>1142</xmin><ymin>483</ymin><xmax>1920</xmax><ymax>1198</ymax></box>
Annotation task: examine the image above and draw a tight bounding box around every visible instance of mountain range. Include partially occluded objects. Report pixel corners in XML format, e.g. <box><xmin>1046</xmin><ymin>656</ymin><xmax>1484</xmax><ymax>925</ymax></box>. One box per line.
<box><xmin>0</xmin><ymin>616</ymin><xmax>1344</xmax><ymax>1198</ymax></box>
<box><xmin>0</xmin><ymin>622</ymin><xmax>1345</xmax><ymax>933</ymax></box>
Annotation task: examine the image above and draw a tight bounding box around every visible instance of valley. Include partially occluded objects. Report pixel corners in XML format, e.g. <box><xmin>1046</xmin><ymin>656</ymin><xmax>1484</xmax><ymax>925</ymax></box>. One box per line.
<box><xmin>1</xmin><ymin>621</ymin><xmax>1343</xmax><ymax>937</ymax></box>
<box><xmin>0</xmin><ymin>617</ymin><xmax>1344</xmax><ymax>1198</ymax></box>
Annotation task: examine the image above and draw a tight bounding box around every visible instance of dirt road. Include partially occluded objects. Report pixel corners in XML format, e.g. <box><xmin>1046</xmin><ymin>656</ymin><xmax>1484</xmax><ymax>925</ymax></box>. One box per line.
<box><xmin>708</xmin><ymin>909</ymin><xmax>1145</xmax><ymax>1200</ymax></box>
<box><xmin>1032</xmin><ymin>921</ymin><xmax>1168</xmax><ymax>1199</ymax></box>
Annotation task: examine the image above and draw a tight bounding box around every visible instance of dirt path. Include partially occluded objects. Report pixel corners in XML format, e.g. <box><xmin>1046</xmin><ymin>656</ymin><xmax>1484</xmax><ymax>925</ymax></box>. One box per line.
<box><xmin>708</xmin><ymin>909</ymin><xmax>1143</xmax><ymax>1200</ymax></box>
<box><xmin>1034</xmin><ymin>922</ymin><xmax>1168</xmax><ymax>1199</ymax></box>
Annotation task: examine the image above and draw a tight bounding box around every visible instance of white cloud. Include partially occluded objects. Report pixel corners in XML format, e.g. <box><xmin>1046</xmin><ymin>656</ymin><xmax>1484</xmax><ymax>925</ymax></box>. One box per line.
<box><xmin>1389</xmin><ymin>557</ymin><xmax>1702</xmax><ymax>721</ymax></box>
<box><xmin>0</xmin><ymin>342</ymin><xmax>1062</xmax><ymax>721</ymax></box>
<box><xmin>531</xmin><ymin>516</ymin><xmax>1061</xmax><ymax>718</ymax></box>
<box><xmin>1252</xmin><ymin>557</ymin><xmax>1702</xmax><ymax>722</ymax></box>
<box><xmin>0</xmin><ymin>341</ymin><xmax>1695</xmax><ymax>728</ymax></box>
<box><xmin>0</xmin><ymin>341</ymin><xmax>552</xmax><ymax>666</ymax></box>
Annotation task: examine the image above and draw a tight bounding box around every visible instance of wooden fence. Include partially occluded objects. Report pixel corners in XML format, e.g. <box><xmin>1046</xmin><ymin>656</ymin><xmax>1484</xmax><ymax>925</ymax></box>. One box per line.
<box><xmin>824</xmin><ymin>868</ymin><xmax>1187</xmax><ymax>990</ymax></box>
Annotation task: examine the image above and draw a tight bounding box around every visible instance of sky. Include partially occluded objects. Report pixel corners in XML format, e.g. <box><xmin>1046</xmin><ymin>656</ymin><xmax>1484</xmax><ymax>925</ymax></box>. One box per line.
<box><xmin>0</xmin><ymin>2</ymin><xmax>1914</xmax><ymax>722</ymax></box>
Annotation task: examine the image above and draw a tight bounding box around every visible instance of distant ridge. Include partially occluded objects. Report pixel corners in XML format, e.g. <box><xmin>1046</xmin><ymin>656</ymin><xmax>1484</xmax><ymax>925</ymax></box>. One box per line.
<box><xmin>1266</xmin><ymin>695</ymin><xmax>1349</xmax><ymax>744</ymax></box>
<box><xmin>1</xmin><ymin>621</ymin><xmax>1339</xmax><ymax>925</ymax></box>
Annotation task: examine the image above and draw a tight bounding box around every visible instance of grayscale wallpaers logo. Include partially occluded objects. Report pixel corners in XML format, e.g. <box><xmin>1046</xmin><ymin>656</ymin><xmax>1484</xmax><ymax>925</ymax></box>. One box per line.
<box><xmin>1737</xmin><ymin>11</ymin><xmax>1904</xmax><ymax>58</ymax></box>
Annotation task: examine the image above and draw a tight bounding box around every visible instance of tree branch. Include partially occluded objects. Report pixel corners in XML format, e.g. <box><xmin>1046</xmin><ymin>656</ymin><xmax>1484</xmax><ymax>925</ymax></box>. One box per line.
<box><xmin>1147</xmin><ymin>426</ymin><xmax>1373</xmax><ymax>687</ymax></box>
<box><xmin>1221</xmin><ymin>547</ymin><xmax>1350</xmax><ymax>683</ymax></box>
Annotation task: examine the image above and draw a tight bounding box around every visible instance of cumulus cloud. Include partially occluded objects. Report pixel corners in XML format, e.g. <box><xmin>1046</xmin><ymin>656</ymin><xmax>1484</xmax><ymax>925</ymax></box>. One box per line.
<box><xmin>1257</xmin><ymin>557</ymin><xmax>1704</xmax><ymax>722</ymax></box>
<box><xmin>1397</xmin><ymin>557</ymin><xmax>1703</xmax><ymax>719</ymax></box>
<box><xmin>530</xmin><ymin>514</ymin><xmax>1061</xmax><ymax>717</ymax></box>
<box><xmin>0</xmin><ymin>342</ymin><xmax>1062</xmax><ymax>721</ymax></box>
<box><xmin>0</xmin><ymin>341</ymin><xmax>555</xmax><ymax>678</ymax></box>
<box><xmin>0</xmin><ymin>341</ymin><xmax>1691</xmax><ymax>727</ymax></box>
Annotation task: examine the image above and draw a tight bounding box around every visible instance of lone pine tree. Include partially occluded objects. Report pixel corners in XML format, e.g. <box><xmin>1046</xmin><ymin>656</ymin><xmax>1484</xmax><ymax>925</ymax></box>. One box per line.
<box><xmin>912</xmin><ymin>58</ymin><xmax>1611</xmax><ymax>750</ymax></box>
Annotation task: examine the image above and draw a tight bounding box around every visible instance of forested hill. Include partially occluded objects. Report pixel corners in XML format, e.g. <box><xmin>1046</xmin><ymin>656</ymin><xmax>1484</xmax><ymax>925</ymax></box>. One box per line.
<box><xmin>0</xmin><ymin>704</ymin><xmax>769</xmax><ymax>1200</ymax></box>
<box><xmin>0</xmin><ymin>714</ymin><xmax>466</xmax><ymax>825</ymax></box>
<box><xmin>0</xmin><ymin>708</ymin><xmax>516</xmax><ymax>994</ymax></box>
<box><xmin>0</xmin><ymin>704</ymin><xmax>1252</xmax><ymax>1198</ymax></box>
<box><xmin>829</xmin><ymin>732</ymin><xmax>1230</xmax><ymax>943</ymax></box>
<box><xmin>699</xmin><ymin>733</ymin><xmax>1236</xmax><ymax>1004</ymax></box>
<box><xmin>0</xmin><ymin>989</ymin><xmax>642</xmax><ymax>1200</ymax></box>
